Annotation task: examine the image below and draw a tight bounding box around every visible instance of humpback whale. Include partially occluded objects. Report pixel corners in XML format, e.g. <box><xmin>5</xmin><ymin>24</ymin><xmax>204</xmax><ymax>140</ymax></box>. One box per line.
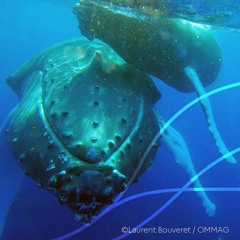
<box><xmin>73</xmin><ymin>0</ymin><xmax>236</xmax><ymax>164</ymax></box>
<box><xmin>3</xmin><ymin>38</ymin><xmax>160</xmax><ymax>223</ymax></box>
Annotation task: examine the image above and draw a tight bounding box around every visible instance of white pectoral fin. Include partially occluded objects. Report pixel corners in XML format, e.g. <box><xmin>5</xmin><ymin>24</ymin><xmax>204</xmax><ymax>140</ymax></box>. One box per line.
<box><xmin>184</xmin><ymin>66</ymin><xmax>236</xmax><ymax>164</ymax></box>
<box><xmin>160</xmin><ymin>119</ymin><xmax>216</xmax><ymax>216</ymax></box>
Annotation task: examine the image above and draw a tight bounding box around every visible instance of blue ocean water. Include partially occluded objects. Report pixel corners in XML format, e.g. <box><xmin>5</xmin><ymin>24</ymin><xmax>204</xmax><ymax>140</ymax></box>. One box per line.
<box><xmin>0</xmin><ymin>0</ymin><xmax>240</xmax><ymax>240</ymax></box>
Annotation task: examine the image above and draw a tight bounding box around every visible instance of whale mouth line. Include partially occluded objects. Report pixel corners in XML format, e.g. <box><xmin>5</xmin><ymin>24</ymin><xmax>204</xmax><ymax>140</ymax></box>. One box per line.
<box><xmin>37</xmin><ymin>70</ymin><xmax>78</xmax><ymax>168</ymax></box>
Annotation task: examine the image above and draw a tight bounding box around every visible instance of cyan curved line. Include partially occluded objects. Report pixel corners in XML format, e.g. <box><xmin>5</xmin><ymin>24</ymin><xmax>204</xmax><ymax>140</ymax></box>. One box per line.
<box><xmin>52</xmin><ymin>82</ymin><xmax>240</xmax><ymax>240</ymax></box>
<box><xmin>115</xmin><ymin>81</ymin><xmax>240</xmax><ymax>203</ymax></box>
<box><xmin>52</xmin><ymin>186</ymin><xmax>240</xmax><ymax>240</ymax></box>
<box><xmin>111</xmin><ymin>187</ymin><xmax>240</xmax><ymax>209</ymax></box>
<box><xmin>113</xmin><ymin>147</ymin><xmax>240</xmax><ymax>240</ymax></box>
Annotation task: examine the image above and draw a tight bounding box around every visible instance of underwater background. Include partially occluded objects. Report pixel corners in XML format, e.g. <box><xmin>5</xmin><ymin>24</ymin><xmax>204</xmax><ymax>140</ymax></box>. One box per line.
<box><xmin>0</xmin><ymin>0</ymin><xmax>240</xmax><ymax>240</ymax></box>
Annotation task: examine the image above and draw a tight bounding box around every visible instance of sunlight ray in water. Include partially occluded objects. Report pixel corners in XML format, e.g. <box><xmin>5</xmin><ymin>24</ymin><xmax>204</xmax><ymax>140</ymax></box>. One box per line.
<box><xmin>52</xmin><ymin>82</ymin><xmax>240</xmax><ymax>240</ymax></box>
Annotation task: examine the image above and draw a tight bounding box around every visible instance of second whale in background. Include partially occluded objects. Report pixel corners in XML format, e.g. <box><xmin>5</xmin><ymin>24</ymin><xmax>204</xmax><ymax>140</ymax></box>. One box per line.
<box><xmin>73</xmin><ymin>0</ymin><xmax>236</xmax><ymax>164</ymax></box>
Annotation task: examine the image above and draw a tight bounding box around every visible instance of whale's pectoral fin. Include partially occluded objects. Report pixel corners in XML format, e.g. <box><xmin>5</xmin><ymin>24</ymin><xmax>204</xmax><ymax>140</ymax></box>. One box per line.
<box><xmin>201</xmin><ymin>190</ymin><xmax>216</xmax><ymax>217</ymax></box>
<box><xmin>157</xmin><ymin>116</ymin><xmax>216</xmax><ymax>216</ymax></box>
<box><xmin>184</xmin><ymin>66</ymin><xmax>236</xmax><ymax>164</ymax></box>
